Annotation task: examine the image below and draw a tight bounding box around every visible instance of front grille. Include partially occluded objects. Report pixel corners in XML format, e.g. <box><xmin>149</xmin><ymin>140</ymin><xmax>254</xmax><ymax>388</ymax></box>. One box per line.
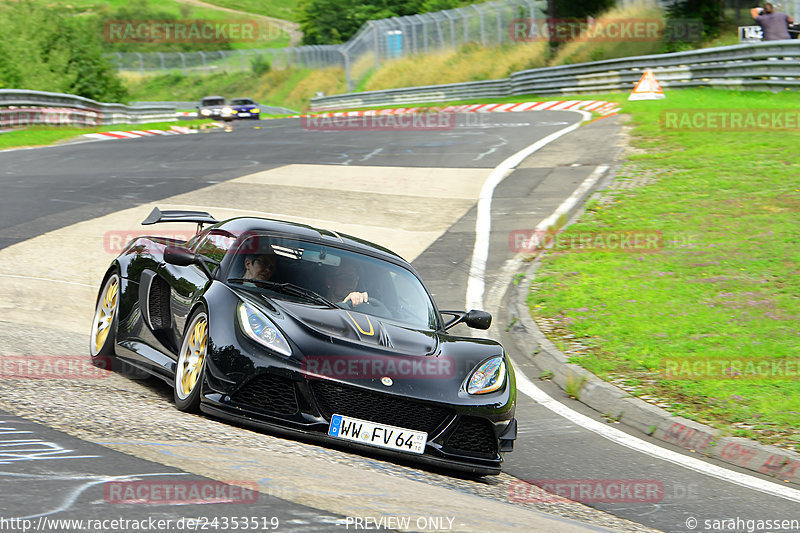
<box><xmin>231</xmin><ymin>374</ymin><xmax>299</xmax><ymax>415</ymax></box>
<box><xmin>311</xmin><ymin>381</ymin><xmax>453</xmax><ymax>435</ymax></box>
<box><xmin>444</xmin><ymin>416</ymin><xmax>498</xmax><ymax>458</ymax></box>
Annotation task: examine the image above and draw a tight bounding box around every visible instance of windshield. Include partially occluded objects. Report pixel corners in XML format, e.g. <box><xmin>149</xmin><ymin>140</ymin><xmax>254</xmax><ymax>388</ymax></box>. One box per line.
<box><xmin>231</xmin><ymin>98</ymin><xmax>254</xmax><ymax>105</ymax></box>
<box><xmin>201</xmin><ymin>98</ymin><xmax>225</xmax><ymax>106</ymax></box>
<box><xmin>226</xmin><ymin>235</ymin><xmax>438</xmax><ymax>330</ymax></box>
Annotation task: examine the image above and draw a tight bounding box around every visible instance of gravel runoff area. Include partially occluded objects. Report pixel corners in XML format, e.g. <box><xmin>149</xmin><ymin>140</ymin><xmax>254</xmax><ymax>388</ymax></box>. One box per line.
<box><xmin>0</xmin><ymin>320</ymin><xmax>660</xmax><ymax>533</ymax></box>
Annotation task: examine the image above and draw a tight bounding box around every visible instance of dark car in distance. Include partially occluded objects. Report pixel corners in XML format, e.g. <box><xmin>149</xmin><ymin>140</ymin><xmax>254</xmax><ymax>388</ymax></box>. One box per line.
<box><xmin>229</xmin><ymin>97</ymin><xmax>260</xmax><ymax>120</ymax></box>
<box><xmin>89</xmin><ymin>208</ymin><xmax>517</xmax><ymax>475</ymax></box>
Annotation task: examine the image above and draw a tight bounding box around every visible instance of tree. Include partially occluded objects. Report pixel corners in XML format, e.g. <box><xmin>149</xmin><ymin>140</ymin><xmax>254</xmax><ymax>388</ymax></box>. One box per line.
<box><xmin>298</xmin><ymin>0</ymin><xmax>427</xmax><ymax>45</ymax></box>
<box><xmin>667</xmin><ymin>0</ymin><xmax>723</xmax><ymax>39</ymax></box>
<box><xmin>0</xmin><ymin>1</ymin><xmax>127</xmax><ymax>102</ymax></box>
<box><xmin>549</xmin><ymin>0</ymin><xmax>615</xmax><ymax>19</ymax></box>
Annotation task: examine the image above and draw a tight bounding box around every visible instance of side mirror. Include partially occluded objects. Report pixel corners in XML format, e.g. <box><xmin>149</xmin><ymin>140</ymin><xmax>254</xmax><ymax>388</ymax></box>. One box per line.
<box><xmin>440</xmin><ymin>309</ymin><xmax>492</xmax><ymax>331</ymax></box>
<box><xmin>164</xmin><ymin>245</ymin><xmax>196</xmax><ymax>267</ymax></box>
<box><xmin>464</xmin><ymin>310</ymin><xmax>492</xmax><ymax>330</ymax></box>
<box><xmin>164</xmin><ymin>245</ymin><xmax>215</xmax><ymax>279</ymax></box>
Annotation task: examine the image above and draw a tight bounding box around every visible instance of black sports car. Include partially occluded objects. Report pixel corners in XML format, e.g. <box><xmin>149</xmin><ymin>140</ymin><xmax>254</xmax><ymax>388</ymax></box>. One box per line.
<box><xmin>90</xmin><ymin>208</ymin><xmax>516</xmax><ymax>475</ymax></box>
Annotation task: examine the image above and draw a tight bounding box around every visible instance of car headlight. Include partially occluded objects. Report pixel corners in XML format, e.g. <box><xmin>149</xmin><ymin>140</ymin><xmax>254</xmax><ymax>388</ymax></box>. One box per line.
<box><xmin>466</xmin><ymin>356</ymin><xmax>506</xmax><ymax>394</ymax></box>
<box><xmin>201</xmin><ymin>109</ymin><xmax>211</xmax><ymax>116</ymax></box>
<box><xmin>237</xmin><ymin>302</ymin><xmax>291</xmax><ymax>357</ymax></box>
<box><xmin>222</xmin><ymin>107</ymin><xmax>234</xmax><ymax>114</ymax></box>
<box><xmin>253</xmin><ymin>109</ymin><xmax>260</xmax><ymax>113</ymax></box>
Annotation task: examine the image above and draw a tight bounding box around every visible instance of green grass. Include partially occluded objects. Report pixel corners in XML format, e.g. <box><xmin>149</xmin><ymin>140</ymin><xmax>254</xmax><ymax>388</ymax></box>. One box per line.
<box><xmin>36</xmin><ymin>0</ymin><xmax>291</xmax><ymax>50</ymax></box>
<box><xmin>525</xmin><ymin>89</ymin><xmax>800</xmax><ymax>450</ymax></box>
<box><xmin>200</xmin><ymin>0</ymin><xmax>300</xmax><ymax>23</ymax></box>
<box><xmin>46</xmin><ymin>0</ymin><xmax>222</xmax><ymax>17</ymax></box>
<box><xmin>124</xmin><ymin>66</ymin><xmax>344</xmax><ymax>112</ymax></box>
<box><xmin>0</xmin><ymin>120</ymin><xmax>211</xmax><ymax>150</ymax></box>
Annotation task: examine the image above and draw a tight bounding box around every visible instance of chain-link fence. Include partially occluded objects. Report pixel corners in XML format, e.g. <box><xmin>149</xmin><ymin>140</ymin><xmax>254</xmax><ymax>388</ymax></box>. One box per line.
<box><xmin>109</xmin><ymin>0</ymin><xmax>547</xmax><ymax>90</ymax></box>
<box><xmin>110</xmin><ymin>0</ymin><xmax>800</xmax><ymax>91</ymax></box>
<box><xmin>617</xmin><ymin>0</ymin><xmax>800</xmax><ymax>24</ymax></box>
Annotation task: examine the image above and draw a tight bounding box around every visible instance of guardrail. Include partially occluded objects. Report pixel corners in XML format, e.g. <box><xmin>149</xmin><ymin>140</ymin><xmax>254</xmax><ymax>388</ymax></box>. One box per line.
<box><xmin>310</xmin><ymin>79</ymin><xmax>512</xmax><ymax>110</ymax></box>
<box><xmin>310</xmin><ymin>41</ymin><xmax>800</xmax><ymax>110</ymax></box>
<box><xmin>0</xmin><ymin>89</ymin><xmax>176</xmax><ymax>128</ymax></box>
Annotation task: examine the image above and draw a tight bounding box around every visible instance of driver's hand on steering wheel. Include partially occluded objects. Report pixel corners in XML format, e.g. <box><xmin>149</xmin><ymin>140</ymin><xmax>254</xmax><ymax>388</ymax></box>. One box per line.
<box><xmin>343</xmin><ymin>291</ymin><xmax>369</xmax><ymax>306</ymax></box>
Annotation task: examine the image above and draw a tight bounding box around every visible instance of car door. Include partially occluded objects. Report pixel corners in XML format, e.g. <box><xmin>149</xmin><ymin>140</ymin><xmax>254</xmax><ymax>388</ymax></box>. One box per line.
<box><xmin>156</xmin><ymin>229</ymin><xmax>237</xmax><ymax>359</ymax></box>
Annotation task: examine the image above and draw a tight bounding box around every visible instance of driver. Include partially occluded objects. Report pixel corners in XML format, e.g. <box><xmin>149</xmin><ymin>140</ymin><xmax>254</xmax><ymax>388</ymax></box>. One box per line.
<box><xmin>243</xmin><ymin>253</ymin><xmax>277</xmax><ymax>282</ymax></box>
<box><xmin>325</xmin><ymin>261</ymin><xmax>368</xmax><ymax>307</ymax></box>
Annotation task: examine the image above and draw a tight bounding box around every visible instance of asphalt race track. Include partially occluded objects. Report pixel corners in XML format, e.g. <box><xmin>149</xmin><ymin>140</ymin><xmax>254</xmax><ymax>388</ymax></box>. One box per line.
<box><xmin>0</xmin><ymin>113</ymin><xmax>798</xmax><ymax>532</ymax></box>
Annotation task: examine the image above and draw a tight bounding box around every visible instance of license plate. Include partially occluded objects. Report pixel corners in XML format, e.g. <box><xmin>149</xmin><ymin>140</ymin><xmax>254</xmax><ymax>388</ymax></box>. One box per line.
<box><xmin>239</xmin><ymin>112</ymin><xmax>250</xmax><ymax>116</ymax></box>
<box><xmin>328</xmin><ymin>414</ymin><xmax>427</xmax><ymax>454</ymax></box>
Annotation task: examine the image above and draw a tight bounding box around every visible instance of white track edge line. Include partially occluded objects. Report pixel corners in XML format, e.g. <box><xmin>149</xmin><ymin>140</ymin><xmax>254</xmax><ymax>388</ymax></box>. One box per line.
<box><xmin>466</xmin><ymin>113</ymin><xmax>800</xmax><ymax>503</ymax></box>
<box><xmin>465</xmin><ymin>110</ymin><xmax>590</xmax><ymax>311</ymax></box>
<box><xmin>513</xmin><ymin>366</ymin><xmax>800</xmax><ymax>503</ymax></box>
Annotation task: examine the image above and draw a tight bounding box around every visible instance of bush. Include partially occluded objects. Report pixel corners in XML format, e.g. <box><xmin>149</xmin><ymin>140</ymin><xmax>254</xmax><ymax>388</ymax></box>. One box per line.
<box><xmin>0</xmin><ymin>2</ymin><xmax>127</xmax><ymax>102</ymax></box>
<box><xmin>250</xmin><ymin>55</ymin><xmax>272</xmax><ymax>76</ymax></box>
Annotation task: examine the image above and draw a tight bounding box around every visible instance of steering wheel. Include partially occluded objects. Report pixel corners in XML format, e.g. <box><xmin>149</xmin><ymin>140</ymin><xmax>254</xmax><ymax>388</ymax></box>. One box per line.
<box><xmin>353</xmin><ymin>297</ymin><xmax>388</xmax><ymax>314</ymax></box>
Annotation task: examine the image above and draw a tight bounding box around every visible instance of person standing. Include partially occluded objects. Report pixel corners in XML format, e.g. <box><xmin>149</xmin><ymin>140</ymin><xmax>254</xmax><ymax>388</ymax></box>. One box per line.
<box><xmin>751</xmin><ymin>3</ymin><xmax>794</xmax><ymax>40</ymax></box>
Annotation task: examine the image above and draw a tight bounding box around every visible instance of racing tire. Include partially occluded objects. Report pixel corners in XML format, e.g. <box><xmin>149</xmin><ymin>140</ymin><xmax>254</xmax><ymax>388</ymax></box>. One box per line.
<box><xmin>89</xmin><ymin>269</ymin><xmax>120</xmax><ymax>366</ymax></box>
<box><xmin>174</xmin><ymin>307</ymin><xmax>209</xmax><ymax>412</ymax></box>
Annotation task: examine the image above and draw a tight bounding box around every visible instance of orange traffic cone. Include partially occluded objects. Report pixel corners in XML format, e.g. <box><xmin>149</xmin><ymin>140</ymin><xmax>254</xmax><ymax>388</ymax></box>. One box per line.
<box><xmin>628</xmin><ymin>69</ymin><xmax>665</xmax><ymax>101</ymax></box>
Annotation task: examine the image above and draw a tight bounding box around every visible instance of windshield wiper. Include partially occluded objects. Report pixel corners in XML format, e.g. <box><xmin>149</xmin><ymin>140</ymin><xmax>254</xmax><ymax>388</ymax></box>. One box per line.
<box><xmin>227</xmin><ymin>278</ymin><xmax>337</xmax><ymax>308</ymax></box>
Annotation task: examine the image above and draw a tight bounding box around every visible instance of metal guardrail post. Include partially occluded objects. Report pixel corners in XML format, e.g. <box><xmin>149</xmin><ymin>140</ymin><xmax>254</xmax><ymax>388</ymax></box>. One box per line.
<box><xmin>522</xmin><ymin>0</ymin><xmax>535</xmax><ymax>17</ymax></box>
<box><xmin>460</xmin><ymin>8</ymin><xmax>469</xmax><ymax>43</ymax></box>
<box><xmin>473</xmin><ymin>5</ymin><xmax>486</xmax><ymax>46</ymax></box>
<box><xmin>157</xmin><ymin>52</ymin><xmax>165</xmax><ymax>71</ymax></box>
<box><xmin>434</xmin><ymin>14</ymin><xmax>444</xmax><ymax>47</ymax></box>
<box><xmin>340</xmin><ymin>49</ymin><xmax>352</xmax><ymax>92</ymax></box>
<box><xmin>371</xmin><ymin>21</ymin><xmax>381</xmax><ymax>68</ymax></box>
<box><xmin>442</xmin><ymin>10</ymin><xmax>456</xmax><ymax>49</ymax></box>
<box><xmin>136</xmin><ymin>52</ymin><xmax>143</xmax><ymax>74</ymax></box>
<box><xmin>398</xmin><ymin>18</ymin><xmax>411</xmax><ymax>57</ymax></box>
<box><xmin>491</xmin><ymin>2</ymin><xmax>502</xmax><ymax>45</ymax></box>
<box><xmin>410</xmin><ymin>18</ymin><xmax>417</xmax><ymax>54</ymax></box>
<box><xmin>422</xmin><ymin>15</ymin><xmax>429</xmax><ymax>52</ymax></box>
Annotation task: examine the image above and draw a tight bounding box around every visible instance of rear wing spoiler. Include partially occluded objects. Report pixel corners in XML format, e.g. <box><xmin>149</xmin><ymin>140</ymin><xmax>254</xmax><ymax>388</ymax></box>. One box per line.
<box><xmin>141</xmin><ymin>207</ymin><xmax>218</xmax><ymax>232</ymax></box>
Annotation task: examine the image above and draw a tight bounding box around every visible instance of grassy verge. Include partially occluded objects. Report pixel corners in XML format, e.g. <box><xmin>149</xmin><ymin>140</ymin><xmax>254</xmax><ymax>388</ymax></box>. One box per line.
<box><xmin>363</xmin><ymin>42</ymin><xmax>550</xmax><ymax>92</ymax></box>
<box><xmin>124</xmin><ymin>67</ymin><xmax>345</xmax><ymax>112</ymax></box>
<box><xmin>39</xmin><ymin>0</ymin><xmax>291</xmax><ymax>50</ymax></box>
<box><xmin>0</xmin><ymin>119</ymin><xmax>211</xmax><ymax>151</ymax></box>
<box><xmin>199</xmin><ymin>0</ymin><xmax>300</xmax><ymax>23</ymax></box>
<box><xmin>523</xmin><ymin>89</ymin><xmax>800</xmax><ymax>451</ymax></box>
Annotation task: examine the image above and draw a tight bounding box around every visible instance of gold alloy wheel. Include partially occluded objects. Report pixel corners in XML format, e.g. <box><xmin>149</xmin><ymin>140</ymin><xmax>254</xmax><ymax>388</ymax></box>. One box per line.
<box><xmin>91</xmin><ymin>274</ymin><xmax>119</xmax><ymax>356</ymax></box>
<box><xmin>176</xmin><ymin>313</ymin><xmax>208</xmax><ymax>400</ymax></box>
